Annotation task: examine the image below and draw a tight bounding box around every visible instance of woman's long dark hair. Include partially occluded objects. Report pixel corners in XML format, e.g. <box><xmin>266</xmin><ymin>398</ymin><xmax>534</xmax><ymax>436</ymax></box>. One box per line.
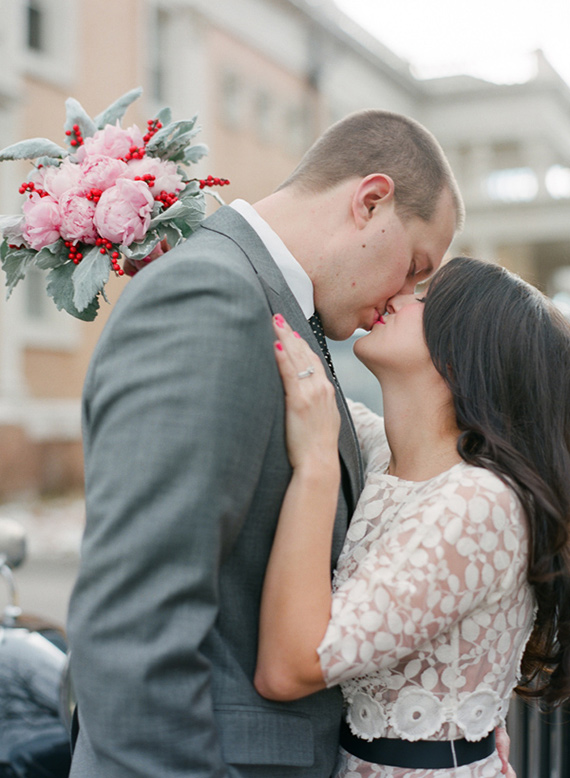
<box><xmin>423</xmin><ymin>256</ymin><xmax>570</xmax><ymax>707</ymax></box>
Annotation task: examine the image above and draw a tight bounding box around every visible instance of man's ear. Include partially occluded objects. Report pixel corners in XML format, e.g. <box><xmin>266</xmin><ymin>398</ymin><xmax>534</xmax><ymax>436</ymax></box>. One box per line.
<box><xmin>352</xmin><ymin>174</ymin><xmax>395</xmax><ymax>228</ymax></box>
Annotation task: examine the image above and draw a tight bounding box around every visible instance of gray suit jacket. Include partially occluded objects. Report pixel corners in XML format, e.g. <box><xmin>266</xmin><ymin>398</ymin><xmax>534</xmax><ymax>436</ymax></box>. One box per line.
<box><xmin>67</xmin><ymin>207</ymin><xmax>363</xmax><ymax>777</ymax></box>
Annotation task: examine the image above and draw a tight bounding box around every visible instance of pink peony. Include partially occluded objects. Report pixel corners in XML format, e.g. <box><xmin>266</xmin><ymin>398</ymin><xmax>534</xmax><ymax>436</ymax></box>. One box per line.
<box><xmin>22</xmin><ymin>193</ymin><xmax>62</xmax><ymax>250</ymax></box>
<box><xmin>79</xmin><ymin>155</ymin><xmax>129</xmax><ymax>192</ymax></box>
<box><xmin>42</xmin><ymin>158</ymin><xmax>83</xmax><ymax>200</ymax></box>
<box><xmin>126</xmin><ymin>157</ymin><xmax>184</xmax><ymax>196</ymax></box>
<box><xmin>59</xmin><ymin>188</ymin><xmax>98</xmax><ymax>244</ymax></box>
<box><xmin>93</xmin><ymin>178</ymin><xmax>154</xmax><ymax>246</ymax></box>
<box><xmin>76</xmin><ymin>122</ymin><xmax>145</xmax><ymax>162</ymax></box>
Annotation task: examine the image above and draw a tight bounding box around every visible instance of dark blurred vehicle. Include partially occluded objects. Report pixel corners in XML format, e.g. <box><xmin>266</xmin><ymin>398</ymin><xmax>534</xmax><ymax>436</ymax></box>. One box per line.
<box><xmin>0</xmin><ymin>518</ymin><xmax>71</xmax><ymax>778</ymax></box>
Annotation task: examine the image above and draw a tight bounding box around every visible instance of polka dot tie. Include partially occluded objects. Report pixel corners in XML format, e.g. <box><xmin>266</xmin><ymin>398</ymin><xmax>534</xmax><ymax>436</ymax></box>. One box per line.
<box><xmin>308</xmin><ymin>311</ymin><xmax>336</xmax><ymax>380</ymax></box>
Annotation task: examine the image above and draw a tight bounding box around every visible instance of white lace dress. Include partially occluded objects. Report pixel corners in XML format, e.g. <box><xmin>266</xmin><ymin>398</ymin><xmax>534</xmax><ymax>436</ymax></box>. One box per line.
<box><xmin>318</xmin><ymin>402</ymin><xmax>536</xmax><ymax>778</ymax></box>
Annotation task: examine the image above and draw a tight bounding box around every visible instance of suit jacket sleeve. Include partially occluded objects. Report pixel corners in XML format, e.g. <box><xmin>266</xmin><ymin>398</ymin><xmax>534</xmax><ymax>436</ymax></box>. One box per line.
<box><xmin>68</xmin><ymin>242</ymin><xmax>278</xmax><ymax>776</ymax></box>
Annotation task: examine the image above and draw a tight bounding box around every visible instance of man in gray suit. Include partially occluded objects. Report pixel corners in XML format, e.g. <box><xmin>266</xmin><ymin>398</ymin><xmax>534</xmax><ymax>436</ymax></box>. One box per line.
<box><xmin>67</xmin><ymin>110</ymin><xmax>462</xmax><ymax>776</ymax></box>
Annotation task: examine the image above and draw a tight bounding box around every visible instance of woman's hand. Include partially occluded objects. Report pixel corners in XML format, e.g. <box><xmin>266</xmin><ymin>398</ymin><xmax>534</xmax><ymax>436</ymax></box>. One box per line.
<box><xmin>254</xmin><ymin>314</ymin><xmax>340</xmax><ymax>701</ymax></box>
<box><xmin>273</xmin><ymin>314</ymin><xmax>340</xmax><ymax>471</ymax></box>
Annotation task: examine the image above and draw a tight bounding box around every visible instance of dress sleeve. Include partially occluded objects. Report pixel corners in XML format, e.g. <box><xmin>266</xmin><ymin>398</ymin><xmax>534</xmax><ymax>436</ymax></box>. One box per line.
<box><xmin>346</xmin><ymin>399</ymin><xmax>389</xmax><ymax>476</ymax></box>
<box><xmin>318</xmin><ymin>467</ymin><xmax>528</xmax><ymax>687</ymax></box>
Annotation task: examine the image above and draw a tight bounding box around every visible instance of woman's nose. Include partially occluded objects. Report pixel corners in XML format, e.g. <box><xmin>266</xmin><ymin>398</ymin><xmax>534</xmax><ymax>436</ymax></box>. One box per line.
<box><xmin>386</xmin><ymin>294</ymin><xmax>418</xmax><ymax>314</ymax></box>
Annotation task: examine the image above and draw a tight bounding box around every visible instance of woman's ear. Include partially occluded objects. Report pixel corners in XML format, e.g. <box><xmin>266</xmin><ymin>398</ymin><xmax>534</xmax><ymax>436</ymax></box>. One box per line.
<box><xmin>352</xmin><ymin>174</ymin><xmax>395</xmax><ymax>228</ymax></box>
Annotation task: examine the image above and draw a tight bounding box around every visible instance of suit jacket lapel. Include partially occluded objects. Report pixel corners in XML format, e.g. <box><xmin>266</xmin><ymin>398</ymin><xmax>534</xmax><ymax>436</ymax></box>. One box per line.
<box><xmin>201</xmin><ymin>207</ymin><xmax>364</xmax><ymax>513</ymax></box>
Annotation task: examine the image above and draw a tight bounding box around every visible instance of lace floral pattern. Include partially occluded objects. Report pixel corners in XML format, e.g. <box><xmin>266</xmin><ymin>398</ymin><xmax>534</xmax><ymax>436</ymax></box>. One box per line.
<box><xmin>391</xmin><ymin>689</ymin><xmax>445</xmax><ymax>741</ymax></box>
<box><xmin>319</xmin><ymin>401</ymin><xmax>536</xmax><ymax>777</ymax></box>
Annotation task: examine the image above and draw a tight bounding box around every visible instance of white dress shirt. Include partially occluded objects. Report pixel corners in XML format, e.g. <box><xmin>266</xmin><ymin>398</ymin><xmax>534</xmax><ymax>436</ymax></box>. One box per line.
<box><xmin>229</xmin><ymin>199</ymin><xmax>314</xmax><ymax>319</ymax></box>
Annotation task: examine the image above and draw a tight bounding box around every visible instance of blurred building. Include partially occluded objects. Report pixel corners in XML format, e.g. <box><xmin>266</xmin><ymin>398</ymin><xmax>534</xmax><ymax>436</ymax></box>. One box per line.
<box><xmin>0</xmin><ymin>0</ymin><xmax>569</xmax><ymax>496</ymax></box>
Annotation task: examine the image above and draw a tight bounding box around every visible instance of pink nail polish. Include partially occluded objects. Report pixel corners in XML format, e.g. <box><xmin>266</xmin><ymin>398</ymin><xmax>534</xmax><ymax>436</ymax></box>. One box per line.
<box><xmin>275</xmin><ymin>342</ymin><xmax>283</xmax><ymax>351</ymax></box>
<box><xmin>293</xmin><ymin>331</ymin><xmax>301</xmax><ymax>338</ymax></box>
<box><xmin>274</xmin><ymin>314</ymin><xmax>285</xmax><ymax>328</ymax></box>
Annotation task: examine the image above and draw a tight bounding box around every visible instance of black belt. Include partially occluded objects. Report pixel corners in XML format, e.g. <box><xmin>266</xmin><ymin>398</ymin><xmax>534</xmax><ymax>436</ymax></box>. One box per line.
<box><xmin>340</xmin><ymin>721</ymin><xmax>496</xmax><ymax>769</ymax></box>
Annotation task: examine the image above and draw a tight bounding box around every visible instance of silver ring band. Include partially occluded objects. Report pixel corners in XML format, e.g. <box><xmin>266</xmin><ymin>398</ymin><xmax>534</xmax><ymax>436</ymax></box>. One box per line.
<box><xmin>297</xmin><ymin>366</ymin><xmax>315</xmax><ymax>379</ymax></box>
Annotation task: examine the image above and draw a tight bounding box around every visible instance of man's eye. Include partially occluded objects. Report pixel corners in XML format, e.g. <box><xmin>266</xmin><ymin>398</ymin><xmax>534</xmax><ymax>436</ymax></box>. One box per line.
<box><xmin>409</xmin><ymin>262</ymin><xmax>417</xmax><ymax>276</ymax></box>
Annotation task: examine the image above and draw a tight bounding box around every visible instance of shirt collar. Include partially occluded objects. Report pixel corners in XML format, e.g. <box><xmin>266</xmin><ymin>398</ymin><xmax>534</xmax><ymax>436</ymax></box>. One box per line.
<box><xmin>229</xmin><ymin>199</ymin><xmax>314</xmax><ymax>318</ymax></box>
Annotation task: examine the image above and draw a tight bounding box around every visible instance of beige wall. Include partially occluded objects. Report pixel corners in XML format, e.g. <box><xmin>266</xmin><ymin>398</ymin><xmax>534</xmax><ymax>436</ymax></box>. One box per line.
<box><xmin>1</xmin><ymin>0</ymin><xmax>569</xmax><ymax>497</ymax></box>
<box><xmin>207</xmin><ymin>25</ymin><xmax>320</xmax><ymax>203</ymax></box>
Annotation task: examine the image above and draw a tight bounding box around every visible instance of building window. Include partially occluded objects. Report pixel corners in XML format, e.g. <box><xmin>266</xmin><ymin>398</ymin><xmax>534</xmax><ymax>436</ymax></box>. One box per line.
<box><xmin>23</xmin><ymin>0</ymin><xmax>77</xmax><ymax>88</ymax></box>
<box><xmin>150</xmin><ymin>8</ymin><xmax>169</xmax><ymax>103</ymax></box>
<box><xmin>285</xmin><ymin>105</ymin><xmax>310</xmax><ymax>155</ymax></box>
<box><xmin>255</xmin><ymin>91</ymin><xmax>272</xmax><ymax>143</ymax></box>
<box><xmin>546</xmin><ymin>165</ymin><xmax>570</xmax><ymax>200</ymax></box>
<box><xmin>27</xmin><ymin>1</ymin><xmax>44</xmax><ymax>52</ymax></box>
<box><xmin>221</xmin><ymin>71</ymin><xmax>243</xmax><ymax>129</ymax></box>
<box><xmin>486</xmin><ymin>168</ymin><xmax>538</xmax><ymax>203</ymax></box>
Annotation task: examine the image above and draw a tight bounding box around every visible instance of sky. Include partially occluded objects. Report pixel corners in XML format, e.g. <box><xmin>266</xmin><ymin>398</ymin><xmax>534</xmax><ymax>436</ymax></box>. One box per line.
<box><xmin>334</xmin><ymin>0</ymin><xmax>570</xmax><ymax>88</ymax></box>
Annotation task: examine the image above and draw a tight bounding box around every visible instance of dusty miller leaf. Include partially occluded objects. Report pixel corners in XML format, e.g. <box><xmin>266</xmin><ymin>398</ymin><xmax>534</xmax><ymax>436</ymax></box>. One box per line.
<box><xmin>35</xmin><ymin>241</ymin><xmax>68</xmax><ymax>270</ymax></box>
<box><xmin>123</xmin><ymin>231</ymin><xmax>160</xmax><ymax>260</ymax></box>
<box><xmin>72</xmin><ymin>246</ymin><xmax>111</xmax><ymax>312</ymax></box>
<box><xmin>46</xmin><ymin>262</ymin><xmax>100</xmax><ymax>321</ymax></box>
<box><xmin>157</xmin><ymin>223</ymin><xmax>183</xmax><ymax>249</ymax></box>
<box><xmin>145</xmin><ymin>119</ymin><xmax>199</xmax><ymax>157</ymax></box>
<box><xmin>204</xmin><ymin>189</ymin><xmax>226</xmax><ymax>207</ymax></box>
<box><xmin>158</xmin><ymin>130</ymin><xmax>203</xmax><ymax>163</ymax></box>
<box><xmin>154</xmin><ymin>106</ymin><xmax>172</xmax><ymax>126</ymax></box>
<box><xmin>183</xmin><ymin>143</ymin><xmax>209</xmax><ymax>164</ymax></box>
<box><xmin>35</xmin><ymin>155</ymin><xmax>65</xmax><ymax>168</ymax></box>
<box><xmin>173</xmin><ymin>199</ymin><xmax>206</xmax><ymax>237</ymax></box>
<box><xmin>64</xmin><ymin>98</ymin><xmax>97</xmax><ymax>142</ymax></box>
<box><xmin>149</xmin><ymin>201</ymin><xmax>187</xmax><ymax>227</ymax></box>
<box><xmin>0</xmin><ymin>138</ymin><xmax>67</xmax><ymax>161</ymax></box>
<box><xmin>178</xmin><ymin>181</ymin><xmax>201</xmax><ymax>198</ymax></box>
<box><xmin>94</xmin><ymin>87</ymin><xmax>144</xmax><ymax>129</ymax></box>
<box><xmin>1</xmin><ymin>245</ymin><xmax>37</xmax><ymax>297</ymax></box>
<box><xmin>0</xmin><ymin>214</ymin><xmax>26</xmax><ymax>244</ymax></box>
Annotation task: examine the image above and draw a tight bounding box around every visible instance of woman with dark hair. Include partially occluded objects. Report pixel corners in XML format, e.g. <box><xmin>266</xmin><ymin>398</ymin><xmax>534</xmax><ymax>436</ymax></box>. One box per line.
<box><xmin>254</xmin><ymin>257</ymin><xmax>570</xmax><ymax>777</ymax></box>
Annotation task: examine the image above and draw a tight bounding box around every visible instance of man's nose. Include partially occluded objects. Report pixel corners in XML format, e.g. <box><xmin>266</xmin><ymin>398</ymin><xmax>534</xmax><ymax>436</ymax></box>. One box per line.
<box><xmin>400</xmin><ymin>276</ymin><xmax>418</xmax><ymax>295</ymax></box>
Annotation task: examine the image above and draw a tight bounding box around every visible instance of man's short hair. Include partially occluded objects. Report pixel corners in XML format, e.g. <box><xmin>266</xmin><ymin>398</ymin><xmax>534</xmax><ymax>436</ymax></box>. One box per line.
<box><xmin>279</xmin><ymin>110</ymin><xmax>464</xmax><ymax>229</ymax></box>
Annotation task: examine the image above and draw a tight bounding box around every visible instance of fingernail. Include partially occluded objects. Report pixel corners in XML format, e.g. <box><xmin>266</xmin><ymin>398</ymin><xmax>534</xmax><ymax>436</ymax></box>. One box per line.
<box><xmin>274</xmin><ymin>314</ymin><xmax>285</xmax><ymax>328</ymax></box>
<box><xmin>275</xmin><ymin>342</ymin><xmax>283</xmax><ymax>351</ymax></box>
<box><xmin>293</xmin><ymin>331</ymin><xmax>301</xmax><ymax>339</ymax></box>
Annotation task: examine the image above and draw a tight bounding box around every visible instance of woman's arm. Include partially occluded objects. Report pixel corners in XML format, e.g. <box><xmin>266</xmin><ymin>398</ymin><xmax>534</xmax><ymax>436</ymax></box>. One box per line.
<box><xmin>254</xmin><ymin>315</ymin><xmax>341</xmax><ymax>701</ymax></box>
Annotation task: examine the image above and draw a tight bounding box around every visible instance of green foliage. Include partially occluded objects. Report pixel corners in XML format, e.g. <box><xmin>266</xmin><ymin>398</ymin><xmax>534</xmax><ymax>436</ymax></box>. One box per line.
<box><xmin>46</xmin><ymin>262</ymin><xmax>101</xmax><ymax>321</ymax></box>
<box><xmin>64</xmin><ymin>98</ymin><xmax>97</xmax><ymax>143</ymax></box>
<box><xmin>94</xmin><ymin>87</ymin><xmax>144</xmax><ymax>129</ymax></box>
<box><xmin>0</xmin><ymin>87</ymin><xmax>223</xmax><ymax>320</ymax></box>
<box><xmin>72</xmin><ymin>246</ymin><xmax>111</xmax><ymax>312</ymax></box>
<box><xmin>122</xmin><ymin>232</ymin><xmax>161</xmax><ymax>260</ymax></box>
<box><xmin>0</xmin><ymin>139</ymin><xmax>67</xmax><ymax>161</ymax></box>
<box><xmin>35</xmin><ymin>241</ymin><xmax>68</xmax><ymax>270</ymax></box>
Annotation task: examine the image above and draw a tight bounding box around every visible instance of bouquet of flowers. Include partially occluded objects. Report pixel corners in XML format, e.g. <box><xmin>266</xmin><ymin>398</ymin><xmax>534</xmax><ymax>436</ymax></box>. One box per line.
<box><xmin>0</xmin><ymin>87</ymin><xmax>229</xmax><ymax>320</ymax></box>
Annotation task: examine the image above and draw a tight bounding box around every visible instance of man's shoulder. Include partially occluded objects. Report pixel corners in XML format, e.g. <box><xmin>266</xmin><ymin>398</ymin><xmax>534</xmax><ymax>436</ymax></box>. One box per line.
<box><xmin>126</xmin><ymin>220</ymin><xmax>262</xmax><ymax>297</ymax></box>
